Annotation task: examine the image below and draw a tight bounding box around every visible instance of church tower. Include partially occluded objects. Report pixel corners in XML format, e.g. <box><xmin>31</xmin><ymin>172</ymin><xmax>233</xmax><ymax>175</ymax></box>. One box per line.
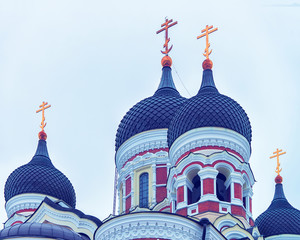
<box><xmin>115</xmin><ymin>19</ymin><xmax>185</xmax><ymax>213</ymax></box>
<box><xmin>166</xmin><ymin>25</ymin><xmax>255</xmax><ymax>226</ymax></box>
<box><xmin>4</xmin><ymin>102</ymin><xmax>76</xmax><ymax>226</ymax></box>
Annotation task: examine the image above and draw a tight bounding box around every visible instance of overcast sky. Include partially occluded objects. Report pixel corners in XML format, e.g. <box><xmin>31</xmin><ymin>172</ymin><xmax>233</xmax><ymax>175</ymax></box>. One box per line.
<box><xmin>0</xmin><ymin>0</ymin><xmax>300</xmax><ymax>225</ymax></box>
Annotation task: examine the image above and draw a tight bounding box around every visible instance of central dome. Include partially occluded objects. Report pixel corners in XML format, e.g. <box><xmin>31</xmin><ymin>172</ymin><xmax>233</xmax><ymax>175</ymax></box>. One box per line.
<box><xmin>115</xmin><ymin>66</ymin><xmax>185</xmax><ymax>150</ymax></box>
<box><xmin>168</xmin><ymin>69</ymin><xmax>252</xmax><ymax>147</ymax></box>
<box><xmin>5</xmin><ymin>139</ymin><xmax>76</xmax><ymax>208</ymax></box>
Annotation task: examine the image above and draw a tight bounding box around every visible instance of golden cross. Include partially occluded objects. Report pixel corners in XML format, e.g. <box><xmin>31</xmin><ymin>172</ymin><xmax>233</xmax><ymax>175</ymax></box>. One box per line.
<box><xmin>156</xmin><ymin>18</ymin><xmax>178</xmax><ymax>55</ymax></box>
<box><xmin>270</xmin><ymin>148</ymin><xmax>286</xmax><ymax>176</ymax></box>
<box><xmin>36</xmin><ymin>101</ymin><xmax>51</xmax><ymax>131</ymax></box>
<box><xmin>197</xmin><ymin>25</ymin><xmax>218</xmax><ymax>59</ymax></box>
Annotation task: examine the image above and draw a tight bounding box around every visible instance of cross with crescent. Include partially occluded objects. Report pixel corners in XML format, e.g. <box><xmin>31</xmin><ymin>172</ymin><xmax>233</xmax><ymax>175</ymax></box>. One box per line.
<box><xmin>36</xmin><ymin>101</ymin><xmax>51</xmax><ymax>131</ymax></box>
<box><xmin>156</xmin><ymin>18</ymin><xmax>178</xmax><ymax>55</ymax></box>
<box><xmin>197</xmin><ymin>25</ymin><xmax>218</xmax><ymax>59</ymax></box>
<box><xmin>270</xmin><ymin>148</ymin><xmax>286</xmax><ymax>176</ymax></box>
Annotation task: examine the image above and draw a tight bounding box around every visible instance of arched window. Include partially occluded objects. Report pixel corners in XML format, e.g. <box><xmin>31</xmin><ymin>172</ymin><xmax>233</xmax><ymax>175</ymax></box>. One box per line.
<box><xmin>216</xmin><ymin>173</ymin><xmax>230</xmax><ymax>202</ymax></box>
<box><xmin>139</xmin><ymin>173</ymin><xmax>149</xmax><ymax>208</ymax></box>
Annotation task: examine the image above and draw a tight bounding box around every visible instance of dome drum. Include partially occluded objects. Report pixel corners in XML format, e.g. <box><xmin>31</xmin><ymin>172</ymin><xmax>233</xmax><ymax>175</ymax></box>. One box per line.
<box><xmin>115</xmin><ymin>129</ymin><xmax>169</xmax><ymax>171</ymax></box>
<box><xmin>5</xmin><ymin>193</ymin><xmax>60</xmax><ymax>219</ymax></box>
<box><xmin>169</xmin><ymin>127</ymin><xmax>251</xmax><ymax>166</ymax></box>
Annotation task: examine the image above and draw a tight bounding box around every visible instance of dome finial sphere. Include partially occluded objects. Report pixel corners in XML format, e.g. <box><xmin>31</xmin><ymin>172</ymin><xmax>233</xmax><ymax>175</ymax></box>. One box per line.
<box><xmin>161</xmin><ymin>55</ymin><xmax>172</xmax><ymax>67</ymax></box>
<box><xmin>275</xmin><ymin>175</ymin><xmax>283</xmax><ymax>184</ymax></box>
<box><xmin>39</xmin><ymin>130</ymin><xmax>47</xmax><ymax>140</ymax></box>
<box><xmin>202</xmin><ymin>58</ymin><xmax>213</xmax><ymax>70</ymax></box>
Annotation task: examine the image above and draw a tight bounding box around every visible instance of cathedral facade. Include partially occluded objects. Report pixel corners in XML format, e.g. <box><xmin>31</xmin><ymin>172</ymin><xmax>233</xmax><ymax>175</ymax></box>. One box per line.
<box><xmin>1</xmin><ymin>22</ymin><xmax>300</xmax><ymax>240</ymax></box>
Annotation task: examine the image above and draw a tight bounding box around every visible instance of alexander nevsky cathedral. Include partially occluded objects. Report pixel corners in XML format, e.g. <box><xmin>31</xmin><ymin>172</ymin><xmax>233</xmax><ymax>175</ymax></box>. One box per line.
<box><xmin>1</xmin><ymin>20</ymin><xmax>300</xmax><ymax>240</ymax></box>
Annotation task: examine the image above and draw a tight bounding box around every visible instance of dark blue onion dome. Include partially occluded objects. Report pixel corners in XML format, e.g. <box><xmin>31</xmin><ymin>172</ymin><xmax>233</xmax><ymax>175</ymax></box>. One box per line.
<box><xmin>255</xmin><ymin>176</ymin><xmax>300</xmax><ymax>237</ymax></box>
<box><xmin>0</xmin><ymin>222</ymin><xmax>84</xmax><ymax>240</ymax></box>
<box><xmin>5</xmin><ymin>134</ymin><xmax>76</xmax><ymax>208</ymax></box>
<box><xmin>167</xmin><ymin>59</ymin><xmax>252</xmax><ymax>147</ymax></box>
<box><xmin>115</xmin><ymin>57</ymin><xmax>186</xmax><ymax>151</ymax></box>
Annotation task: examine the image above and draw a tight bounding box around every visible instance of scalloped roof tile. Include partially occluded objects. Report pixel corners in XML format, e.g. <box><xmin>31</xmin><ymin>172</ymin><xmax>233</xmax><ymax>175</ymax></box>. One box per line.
<box><xmin>255</xmin><ymin>183</ymin><xmax>300</xmax><ymax>237</ymax></box>
<box><xmin>115</xmin><ymin>66</ymin><xmax>186</xmax><ymax>150</ymax></box>
<box><xmin>167</xmin><ymin>69</ymin><xmax>252</xmax><ymax>147</ymax></box>
<box><xmin>5</xmin><ymin>140</ymin><xmax>76</xmax><ymax>208</ymax></box>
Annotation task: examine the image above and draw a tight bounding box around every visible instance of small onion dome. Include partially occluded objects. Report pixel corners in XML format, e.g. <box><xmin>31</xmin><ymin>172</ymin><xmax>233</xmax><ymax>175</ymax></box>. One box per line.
<box><xmin>167</xmin><ymin>64</ymin><xmax>251</xmax><ymax>147</ymax></box>
<box><xmin>255</xmin><ymin>180</ymin><xmax>300</xmax><ymax>237</ymax></box>
<box><xmin>115</xmin><ymin>59</ymin><xmax>186</xmax><ymax>150</ymax></box>
<box><xmin>4</xmin><ymin>137</ymin><xmax>76</xmax><ymax>208</ymax></box>
<box><xmin>0</xmin><ymin>222</ymin><xmax>84</xmax><ymax>240</ymax></box>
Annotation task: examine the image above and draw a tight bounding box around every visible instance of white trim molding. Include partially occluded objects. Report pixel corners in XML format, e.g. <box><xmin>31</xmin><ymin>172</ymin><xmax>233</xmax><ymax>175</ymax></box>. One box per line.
<box><xmin>116</xmin><ymin>129</ymin><xmax>169</xmax><ymax>171</ymax></box>
<box><xmin>5</xmin><ymin>193</ymin><xmax>60</xmax><ymax>218</ymax></box>
<box><xmin>169</xmin><ymin>127</ymin><xmax>251</xmax><ymax>166</ymax></box>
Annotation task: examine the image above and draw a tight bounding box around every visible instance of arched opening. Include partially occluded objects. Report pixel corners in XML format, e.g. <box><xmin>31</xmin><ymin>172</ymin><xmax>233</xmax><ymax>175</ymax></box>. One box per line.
<box><xmin>216</xmin><ymin>173</ymin><xmax>230</xmax><ymax>202</ymax></box>
<box><xmin>186</xmin><ymin>168</ymin><xmax>201</xmax><ymax>205</ymax></box>
<box><xmin>242</xmin><ymin>176</ymin><xmax>250</xmax><ymax>210</ymax></box>
<box><xmin>139</xmin><ymin>173</ymin><xmax>149</xmax><ymax>208</ymax></box>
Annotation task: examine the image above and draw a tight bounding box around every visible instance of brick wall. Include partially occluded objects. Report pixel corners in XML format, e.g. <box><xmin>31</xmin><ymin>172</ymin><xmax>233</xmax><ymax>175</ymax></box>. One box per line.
<box><xmin>203</xmin><ymin>178</ymin><xmax>214</xmax><ymax>194</ymax></box>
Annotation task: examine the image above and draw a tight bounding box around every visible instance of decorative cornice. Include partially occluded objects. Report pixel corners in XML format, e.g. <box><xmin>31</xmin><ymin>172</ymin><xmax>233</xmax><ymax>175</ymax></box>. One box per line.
<box><xmin>116</xmin><ymin>129</ymin><xmax>169</xmax><ymax>170</ymax></box>
<box><xmin>95</xmin><ymin>212</ymin><xmax>202</xmax><ymax>240</ymax></box>
<box><xmin>169</xmin><ymin>127</ymin><xmax>251</xmax><ymax>165</ymax></box>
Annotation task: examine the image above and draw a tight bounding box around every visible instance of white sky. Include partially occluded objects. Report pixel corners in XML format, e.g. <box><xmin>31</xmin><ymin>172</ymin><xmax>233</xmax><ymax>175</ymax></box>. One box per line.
<box><xmin>0</xmin><ymin>0</ymin><xmax>300</xmax><ymax>226</ymax></box>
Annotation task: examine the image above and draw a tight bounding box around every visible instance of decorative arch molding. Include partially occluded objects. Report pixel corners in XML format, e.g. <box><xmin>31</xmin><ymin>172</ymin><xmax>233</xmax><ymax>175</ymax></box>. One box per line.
<box><xmin>213</xmin><ymin>213</ymin><xmax>245</xmax><ymax>231</ymax></box>
<box><xmin>222</xmin><ymin>224</ymin><xmax>254</xmax><ymax>240</ymax></box>
<box><xmin>169</xmin><ymin>127</ymin><xmax>251</xmax><ymax>166</ymax></box>
<box><xmin>167</xmin><ymin>151</ymin><xmax>254</xmax><ymax>191</ymax></box>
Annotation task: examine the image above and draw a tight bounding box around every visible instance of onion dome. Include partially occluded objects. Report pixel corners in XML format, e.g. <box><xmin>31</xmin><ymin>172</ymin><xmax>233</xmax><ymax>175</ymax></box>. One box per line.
<box><xmin>255</xmin><ymin>177</ymin><xmax>300</xmax><ymax>237</ymax></box>
<box><xmin>167</xmin><ymin>59</ymin><xmax>251</xmax><ymax>147</ymax></box>
<box><xmin>0</xmin><ymin>222</ymin><xmax>85</xmax><ymax>240</ymax></box>
<box><xmin>115</xmin><ymin>56</ymin><xmax>186</xmax><ymax>150</ymax></box>
<box><xmin>4</xmin><ymin>133</ymin><xmax>76</xmax><ymax>208</ymax></box>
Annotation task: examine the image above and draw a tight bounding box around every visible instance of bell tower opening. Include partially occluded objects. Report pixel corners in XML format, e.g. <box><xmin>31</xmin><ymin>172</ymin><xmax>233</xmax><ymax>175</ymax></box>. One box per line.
<box><xmin>187</xmin><ymin>169</ymin><xmax>201</xmax><ymax>205</ymax></box>
<box><xmin>216</xmin><ymin>172</ymin><xmax>231</xmax><ymax>203</ymax></box>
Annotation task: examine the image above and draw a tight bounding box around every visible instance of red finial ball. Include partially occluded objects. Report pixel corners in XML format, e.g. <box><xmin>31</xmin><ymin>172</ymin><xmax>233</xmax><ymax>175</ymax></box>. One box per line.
<box><xmin>161</xmin><ymin>55</ymin><xmax>172</xmax><ymax>67</ymax></box>
<box><xmin>275</xmin><ymin>175</ymin><xmax>283</xmax><ymax>184</ymax></box>
<box><xmin>39</xmin><ymin>131</ymin><xmax>47</xmax><ymax>140</ymax></box>
<box><xmin>202</xmin><ymin>59</ymin><xmax>213</xmax><ymax>70</ymax></box>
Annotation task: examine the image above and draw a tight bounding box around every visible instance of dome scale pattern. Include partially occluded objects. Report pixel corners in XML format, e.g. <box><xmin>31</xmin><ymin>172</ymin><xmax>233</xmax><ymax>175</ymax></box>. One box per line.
<box><xmin>5</xmin><ymin>139</ymin><xmax>76</xmax><ymax>208</ymax></box>
<box><xmin>255</xmin><ymin>183</ymin><xmax>300</xmax><ymax>237</ymax></box>
<box><xmin>168</xmin><ymin>69</ymin><xmax>252</xmax><ymax>147</ymax></box>
<box><xmin>115</xmin><ymin>66</ymin><xmax>185</xmax><ymax>150</ymax></box>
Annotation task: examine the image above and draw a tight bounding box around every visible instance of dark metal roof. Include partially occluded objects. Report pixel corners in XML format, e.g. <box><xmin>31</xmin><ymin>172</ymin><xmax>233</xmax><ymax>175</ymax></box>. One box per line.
<box><xmin>167</xmin><ymin>69</ymin><xmax>252</xmax><ymax>147</ymax></box>
<box><xmin>115</xmin><ymin>66</ymin><xmax>185</xmax><ymax>150</ymax></box>
<box><xmin>4</xmin><ymin>140</ymin><xmax>76</xmax><ymax>208</ymax></box>
<box><xmin>0</xmin><ymin>222</ymin><xmax>84</xmax><ymax>240</ymax></box>
<box><xmin>255</xmin><ymin>183</ymin><xmax>300</xmax><ymax>237</ymax></box>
